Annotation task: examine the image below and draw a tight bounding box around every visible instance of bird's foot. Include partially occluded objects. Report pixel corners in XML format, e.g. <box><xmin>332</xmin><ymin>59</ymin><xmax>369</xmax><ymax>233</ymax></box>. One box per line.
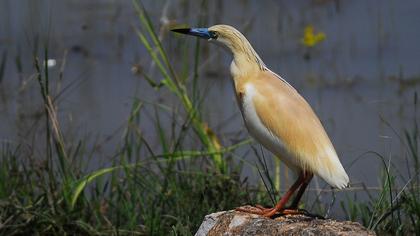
<box><xmin>280</xmin><ymin>208</ymin><xmax>325</xmax><ymax>219</ymax></box>
<box><xmin>235</xmin><ymin>205</ymin><xmax>274</xmax><ymax>215</ymax></box>
<box><xmin>281</xmin><ymin>208</ymin><xmax>308</xmax><ymax>215</ymax></box>
<box><xmin>235</xmin><ymin>206</ymin><xmax>324</xmax><ymax>219</ymax></box>
<box><xmin>235</xmin><ymin>205</ymin><xmax>287</xmax><ymax>217</ymax></box>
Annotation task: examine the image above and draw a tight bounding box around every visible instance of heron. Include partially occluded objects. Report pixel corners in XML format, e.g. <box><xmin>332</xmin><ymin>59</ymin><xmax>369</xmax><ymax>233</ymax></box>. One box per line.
<box><xmin>171</xmin><ymin>25</ymin><xmax>349</xmax><ymax>217</ymax></box>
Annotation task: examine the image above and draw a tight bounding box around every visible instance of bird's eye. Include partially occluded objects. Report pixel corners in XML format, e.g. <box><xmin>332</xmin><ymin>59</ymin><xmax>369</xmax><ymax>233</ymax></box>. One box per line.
<box><xmin>209</xmin><ymin>31</ymin><xmax>218</xmax><ymax>39</ymax></box>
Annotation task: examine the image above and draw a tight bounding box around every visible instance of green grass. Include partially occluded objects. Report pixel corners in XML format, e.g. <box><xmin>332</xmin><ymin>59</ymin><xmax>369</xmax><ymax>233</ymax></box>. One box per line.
<box><xmin>340</xmin><ymin>93</ymin><xmax>420</xmax><ymax>235</ymax></box>
<box><xmin>0</xmin><ymin>1</ymin><xmax>419</xmax><ymax>235</ymax></box>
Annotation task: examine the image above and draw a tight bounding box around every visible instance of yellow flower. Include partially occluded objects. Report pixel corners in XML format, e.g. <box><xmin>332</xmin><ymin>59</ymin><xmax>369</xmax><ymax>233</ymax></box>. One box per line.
<box><xmin>301</xmin><ymin>25</ymin><xmax>326</xmax><ymax>48</ymax></box>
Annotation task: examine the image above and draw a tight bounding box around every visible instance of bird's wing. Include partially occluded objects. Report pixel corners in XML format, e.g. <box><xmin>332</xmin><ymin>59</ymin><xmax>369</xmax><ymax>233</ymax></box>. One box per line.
<box><xmin>251</xmin><ymin>70</ymin><xmax>349</xmax><ymax>188</ymax></box>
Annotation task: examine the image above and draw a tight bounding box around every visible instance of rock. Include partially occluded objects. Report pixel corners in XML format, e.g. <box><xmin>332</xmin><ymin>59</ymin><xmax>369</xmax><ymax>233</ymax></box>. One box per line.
<box><xmin>195</xmin><ymin>209</ymin><xmax>375</xmax><ymax>236</ymax></box>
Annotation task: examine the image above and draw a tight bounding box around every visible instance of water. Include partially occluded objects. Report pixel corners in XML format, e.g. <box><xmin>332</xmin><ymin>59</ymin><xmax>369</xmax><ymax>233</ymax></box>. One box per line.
<box><xmin>0</xmin><ymin>0</ymin><xmax>419</xmax><ymax>211</ymax></box>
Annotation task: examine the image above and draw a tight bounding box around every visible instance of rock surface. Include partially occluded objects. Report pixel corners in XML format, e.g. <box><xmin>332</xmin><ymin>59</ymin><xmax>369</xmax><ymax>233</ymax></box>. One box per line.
<box><xmin>195</xmin><ymin>210</ymin><xmax>375</xmax><ymax>236</ymax></box>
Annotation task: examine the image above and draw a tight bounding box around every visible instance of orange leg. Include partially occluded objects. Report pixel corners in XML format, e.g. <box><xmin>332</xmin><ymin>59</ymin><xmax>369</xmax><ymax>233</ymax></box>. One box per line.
<box><xmin>289</xmin><ymin>172</ymin><xmax>313</xmax><ymax>209</ymax></box>
<box><xmin>262</xmin><ymin>172</ymin><xmax>306</xmax><ymax>217</ymax></box>
<box><xmin>236</xmin><ymin>172</ymin><xmax>305</xmax><ymax>217</ymax></box>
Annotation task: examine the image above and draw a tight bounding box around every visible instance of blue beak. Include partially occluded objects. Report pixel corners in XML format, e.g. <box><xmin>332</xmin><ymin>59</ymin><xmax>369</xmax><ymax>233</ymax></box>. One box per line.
<box><xmin>171</xmin><ymin>27</ymin><xmax>213</xmax><ymax>40</ymax></box>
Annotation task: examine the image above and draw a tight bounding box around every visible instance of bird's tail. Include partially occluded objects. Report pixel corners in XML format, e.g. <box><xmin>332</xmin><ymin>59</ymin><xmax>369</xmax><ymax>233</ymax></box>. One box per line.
<box><xmin>316</xmin><ymin>147</ymin><xmax>349</xmax><ymax>189</ymax></box>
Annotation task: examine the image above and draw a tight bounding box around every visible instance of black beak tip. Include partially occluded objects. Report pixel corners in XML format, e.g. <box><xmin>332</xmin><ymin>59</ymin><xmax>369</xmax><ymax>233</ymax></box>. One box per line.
<box><xmin>170</xmin><ymin>28</ymin><xmax>191</xmax><ymax>34</ymax></box>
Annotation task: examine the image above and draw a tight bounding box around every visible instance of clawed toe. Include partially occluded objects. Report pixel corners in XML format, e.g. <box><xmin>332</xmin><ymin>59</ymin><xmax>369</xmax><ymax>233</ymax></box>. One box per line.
<box><xmin>235</xmin><ymin>205</ymin><xmax>275</xmax><ymax>215</ymax></box>
<box><xmin>281</xmin><ymin>208</ymin><xmax>325</xmax><ymax>219</ymax></box>
<box><xmin>281</xmin><ymin>208</ymin><xmax>306</xmax><ymax>215</ymax></box>
<box><xmin>235</xmin><ymin>205</ymin><xmax>323</xmax><ymax>219</ymax></box>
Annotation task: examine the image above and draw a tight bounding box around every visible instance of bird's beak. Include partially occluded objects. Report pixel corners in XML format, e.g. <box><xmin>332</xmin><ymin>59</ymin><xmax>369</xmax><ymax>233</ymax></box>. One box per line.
<box><xmin>171</xmin><ymin>28</ymin><xmax>212</xmax><ymax>40</ymax></box>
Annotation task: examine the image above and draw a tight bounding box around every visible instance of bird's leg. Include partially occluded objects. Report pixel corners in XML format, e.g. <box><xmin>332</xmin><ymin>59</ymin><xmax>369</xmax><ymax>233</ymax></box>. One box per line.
<box><xmin>261</xmin><ymin>173</ymin><xmax>304</xmax><ymax>217</ymax></box>
<box><xmin>235</xmin><ymin>173</ymin><xmax>305</xmax><ymax>216</ymax></box>
<box><xmin>288</xmin><ymin>172</ymin><xmax>313</xmax><ymax>210</ymax></box>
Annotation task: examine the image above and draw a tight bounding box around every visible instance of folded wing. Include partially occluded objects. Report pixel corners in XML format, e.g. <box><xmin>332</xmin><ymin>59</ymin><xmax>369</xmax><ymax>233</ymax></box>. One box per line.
<box><xmin>252</xmin><ymin>70</ymin><xmax>349</xmax><ymax>189</ymax></box>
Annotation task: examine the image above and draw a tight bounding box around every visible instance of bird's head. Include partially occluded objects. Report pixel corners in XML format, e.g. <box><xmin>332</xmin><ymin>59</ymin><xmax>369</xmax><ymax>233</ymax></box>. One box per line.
<box><xmin>171</xmin><ymin>25</ymin><xmax>247</xmax><ymax>53</ymax></box>
<box><xmin>171</xmin><ymin>24</ymin><xmax>266</xmax><ymax>73</ymax></box>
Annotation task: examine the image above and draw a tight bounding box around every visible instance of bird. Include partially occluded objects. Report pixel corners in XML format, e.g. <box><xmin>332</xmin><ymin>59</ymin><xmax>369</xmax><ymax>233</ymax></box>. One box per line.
<box><xmin>171</xmin><ymin>25</ymin><xmax>349</xmax><ymax>217</ymax></box>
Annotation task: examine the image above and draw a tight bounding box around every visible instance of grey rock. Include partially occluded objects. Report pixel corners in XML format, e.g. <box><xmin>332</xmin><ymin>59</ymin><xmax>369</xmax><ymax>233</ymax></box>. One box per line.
<box><xmin>195</xmin><ymin>210</ymin><xmax>375</xmax><ymax>236</ymax></box>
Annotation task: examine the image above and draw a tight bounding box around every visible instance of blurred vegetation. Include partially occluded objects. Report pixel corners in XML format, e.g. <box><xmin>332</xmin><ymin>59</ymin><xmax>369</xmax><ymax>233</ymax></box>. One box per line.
<box><xmin>301</xmin><ymin>25</ymin><xmax>326</xmax><ymax>48</ymax></box>
<box><xmin>0</xmin><ymin>1</ymin><xmax>419</xmax><ymax>235</ymax></box>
